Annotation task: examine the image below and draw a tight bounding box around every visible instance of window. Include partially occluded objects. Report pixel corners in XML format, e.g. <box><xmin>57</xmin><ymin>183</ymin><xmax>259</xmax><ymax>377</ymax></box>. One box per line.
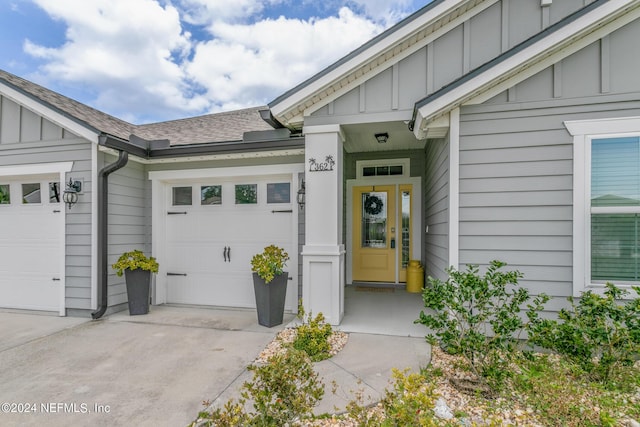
<box><xmin>235</xmin><ymin>184</ymin><xmax>257</xmax><ymax>204</ymax></box>
<box><xmin>172</xmin><ymin>186</ymin><xmax>192</xmax><ymax>206</ymax></box>
<box><xmin>590</xmin><ymin>137</ymin><xmax>640</xmax><ymax>282</ymax></box>
<box><xmin>357</xmin><ymin>159</ymin><xmax>410</xmax><ymax>179</ymax></box>
<box><xmin>22</xmin><ymin>183</ymin><xmax>41</xmax><ymax>204</ymax></box>
<box><xmin>0</xmin><ymin>184</ymin><xmax>9</xmax><ymax>205</ymax></box>
<box><xmin>565</xmin><ymin>116</ymin><xmax>640</xmax><ymax>295</ymax></box>
<box><xmin>201</xmin><ymin>185</ymin><xmax>222</xmax><ymax>205</ymax></box>
<box><xmin>267</xmin><ymin>183</ymin><xmax>290</xmax><ymax>204</ymax></box>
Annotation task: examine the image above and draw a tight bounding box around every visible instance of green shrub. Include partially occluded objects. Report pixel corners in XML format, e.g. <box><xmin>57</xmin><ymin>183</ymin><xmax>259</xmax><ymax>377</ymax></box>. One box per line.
<box><xmin>528</xmin><ymin>282</ymin><xmax>640</xmax><ymax>382</ymax></box>
<box><xmin>293</xmin><ymin>308</ymin><xmax>333</xmax><ymax>362</ymax></box>
<box><xmin>415</xmin><ymin>261</ymin><xmax>548</xmax><ymax>388</ymax></box>
<box><xmin>192</xmin><ymin>348</ymin><xmax>323</xmax><ymax>426</ymax></box>
<box><xmin>380</xmin><ymin>369</ymin><xmax>439</xmax><ymax>427</ymax></box>
<box><xmin>242</xmin><ymin>348</ymin><xmax>324</xmax><ymax>426</ymax></box>
<box><xmin>111</xmin><ymin>250</ymin><xmax>159</xmax><ymax>276</ymax></box>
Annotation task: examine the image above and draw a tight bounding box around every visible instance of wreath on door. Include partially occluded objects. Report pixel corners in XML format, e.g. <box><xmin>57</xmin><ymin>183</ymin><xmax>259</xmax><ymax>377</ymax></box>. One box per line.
<box><xmin>364</xmin><ymin>195</ymin><xmax>384</xmax><ymax>215</ymax></box>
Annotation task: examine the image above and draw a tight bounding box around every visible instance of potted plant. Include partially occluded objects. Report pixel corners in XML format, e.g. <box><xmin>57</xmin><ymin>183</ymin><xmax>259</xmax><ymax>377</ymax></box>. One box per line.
<box><xmin>250</xmin><ymin>245</ymin><xmax>290</xmax><ymax>327</ymax></box>
<box><xmin>112</xmin><ymin>250</ymin><xmax>159</xmax><ymax>315</ymax></box>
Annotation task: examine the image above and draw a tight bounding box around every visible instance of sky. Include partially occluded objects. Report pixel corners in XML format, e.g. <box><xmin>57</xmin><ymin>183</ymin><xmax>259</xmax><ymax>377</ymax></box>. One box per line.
<box><xmin>0</xmin><ymin>0</ymin><xmax>428</xmax><ymax>124</ymax></box>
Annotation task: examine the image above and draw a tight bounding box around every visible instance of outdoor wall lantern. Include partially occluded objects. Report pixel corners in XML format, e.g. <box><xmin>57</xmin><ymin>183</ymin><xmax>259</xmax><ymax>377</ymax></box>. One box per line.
<box><xmin>375</xmin><ymin>132</ymin><xmax>389</xmax><ymax>144</ymax></box>
<box><xmin>297</xmin><ymin>180</ymin><xmax>306</xmax><ymax>210</ymax></box>
<box><xmin>62</xmin><ymin>178</ymin><xmax>82</xmax><ymax>210</ymax></box>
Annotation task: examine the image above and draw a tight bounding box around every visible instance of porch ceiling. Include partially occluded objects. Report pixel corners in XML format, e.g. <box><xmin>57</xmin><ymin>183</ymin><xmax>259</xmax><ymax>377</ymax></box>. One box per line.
<box><xmin>342</xmin><ymin>121</ymin><xmax>427</xmax><ymax>153</ymax></box>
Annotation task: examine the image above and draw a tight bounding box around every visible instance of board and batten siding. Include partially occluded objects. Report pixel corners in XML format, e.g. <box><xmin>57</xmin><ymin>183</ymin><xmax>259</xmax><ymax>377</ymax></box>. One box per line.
<box><xmin>424</xmin><ymin>137</ymin><xmax>449</xmax><ymax>282</ymax></box>
<box><xmin>0</xmin><ymin>95</ymin><xmax>94</xmax><ymax>311</ymax></box>
<box><xmin>459</xmin><ymin>97</ymin><xmax>640</xmax><ymax>312</ymax></box>
<box><xmin>309</xmin><ymin>0</ymin><xmax>587</xmax><ymax>123</ymax></box>
<box><xmin>104</xmin><ymin>155</ymin><xmax>149</xmax><ymax>308</ymax></box>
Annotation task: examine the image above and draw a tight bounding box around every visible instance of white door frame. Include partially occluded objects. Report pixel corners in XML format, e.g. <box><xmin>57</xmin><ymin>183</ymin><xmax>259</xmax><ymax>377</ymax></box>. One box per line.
<box><xmin>346</xmin><ymin>176</ymin><xmax>422</xmax><ymax>285</ymax></box>
<box><xmin>149</xmin><ymin>164</ymin><xmax>304</xmax><ymax>306</ymax></box>
<box><xmin>0</xmin><ymin>162</ymin><xmax>73</xmax><ymax>316</ymax></box>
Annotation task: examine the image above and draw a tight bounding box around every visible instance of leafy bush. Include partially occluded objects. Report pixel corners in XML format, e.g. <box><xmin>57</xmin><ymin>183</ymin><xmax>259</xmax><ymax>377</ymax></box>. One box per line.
<box><xmin>193</xmin><ymin>348</ymin><xmax>323</xmax><ymax>427</ymax></box>
<box><xmin>111</xmin><ymin>250</ymin><xmax>159</xmax><ymax>276</ymax></box>
<box><xmin>293</xmin><ymin>305</ymin><xmax>333</xmax><ymax>362</ymax></box>
<box><xmin>242</xmin><ymin>348</ymin><xmax>324</xmax><ymax>426</ymax></box>
<box><xmin>380</xmin><ymin>369</ymin><xmax>439</xmax><ymax>427</ymax></box>
<box><xmin>415</xmin><ymin>261</ymin><xmax>548</xmax><ymax>387</ymax></box>
<box><xmin>528</xmin><ymin>282</ymin><xmax>640</xmax><ymax>382</ymax></box>
<box><xmin>250</xmin><ymin>245</ymin><xmax>289</xmax><ymax>284</ymax></box>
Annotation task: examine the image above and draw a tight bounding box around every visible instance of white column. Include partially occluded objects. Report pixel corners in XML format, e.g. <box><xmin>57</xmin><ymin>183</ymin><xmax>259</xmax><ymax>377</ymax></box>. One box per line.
<box><xmin>301</xmin><ymin>125</ymin><xmax>345</xmax><ymax>325</ymax></box>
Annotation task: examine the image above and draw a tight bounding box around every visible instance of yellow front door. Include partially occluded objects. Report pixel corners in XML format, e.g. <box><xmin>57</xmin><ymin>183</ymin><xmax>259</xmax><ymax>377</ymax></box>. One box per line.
<box><xmin>352</xmin><ymin>185</ymin><xmax>396</xmax><ymax>282</ymax></box>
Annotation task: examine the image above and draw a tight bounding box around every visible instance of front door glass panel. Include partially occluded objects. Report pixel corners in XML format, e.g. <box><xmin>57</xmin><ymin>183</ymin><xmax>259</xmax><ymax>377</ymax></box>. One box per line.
<box><xmin>401</xmin><ymin>190</ymin><xmax>411</xmax><ymax>269</ymax></box>
<box><xmin>361</xmin><ymin>192</ymin><xmax>387</xmax><ymax>248</ymax></box>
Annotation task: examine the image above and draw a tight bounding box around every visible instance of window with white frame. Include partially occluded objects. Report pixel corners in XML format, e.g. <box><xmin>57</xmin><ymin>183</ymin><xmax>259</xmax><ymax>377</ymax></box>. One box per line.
<box><xmin>565</xmin><ymin>116</ymin><xmax>640</xmax><ymax>295</ymax></box>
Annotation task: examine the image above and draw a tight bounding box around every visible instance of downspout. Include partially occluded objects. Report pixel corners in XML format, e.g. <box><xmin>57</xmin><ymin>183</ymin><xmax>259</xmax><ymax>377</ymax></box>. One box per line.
<box><xmin>91</xmin><ymin>149</ymin><xmax>129</xmax><ymax>319</ymax></box>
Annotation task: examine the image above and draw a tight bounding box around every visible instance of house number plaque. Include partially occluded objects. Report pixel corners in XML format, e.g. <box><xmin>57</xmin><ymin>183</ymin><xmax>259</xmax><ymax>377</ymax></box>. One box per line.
<box><xmin>309</xmin><ymin>156</ymin><xmax>335</xmax><ymax>172</ymax></box>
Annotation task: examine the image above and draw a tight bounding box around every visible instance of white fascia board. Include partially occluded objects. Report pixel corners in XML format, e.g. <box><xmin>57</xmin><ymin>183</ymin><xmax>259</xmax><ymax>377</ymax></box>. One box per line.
<box><xmin>0</xmin><ymin>162</ymin><xmax>73</xmax><ymax>176</ymax></box>
<box><xmin>415</xmin><ymin>0</ymin><xmax>639</xmax><ymax>135</ymax></box>
<box><xmin>0</xmin><ymin>82</ymin><xmax>100</xmax><ymax>144</ymax></box>
<box><xmin>270</xmin><ymin>0</ymin><xmax>474</xmax><ymax>122</ymax></box>
<box><xmin>565</xmin><ymin>115</ymin><xmax>640</xmax><ymax>136</ymax></box>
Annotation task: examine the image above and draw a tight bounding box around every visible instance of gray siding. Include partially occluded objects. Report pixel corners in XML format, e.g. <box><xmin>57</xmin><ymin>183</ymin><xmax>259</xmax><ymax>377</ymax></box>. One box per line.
<box><xmin>424</xmin><ymin>137</ymin><xmax>449</xmax><ymax>281</ymax></box>
<box><xmin>459</xmin><ymin>97</ymin><xmax>640</xmax><ymax>312</ymax></box>
<box><xmin>310</xmin><ymin>0</ymin><xmax>587</xmax><ymax>123</ymax></box>
<box><xmin>0</xmin><ymin>96</ymin><xmax>93</xmax><ymax>311</ymax></box>
<box><xmin>104</xmin><ymin>155</ymin><xmax>149</xmax><ymax>307</ymax></box>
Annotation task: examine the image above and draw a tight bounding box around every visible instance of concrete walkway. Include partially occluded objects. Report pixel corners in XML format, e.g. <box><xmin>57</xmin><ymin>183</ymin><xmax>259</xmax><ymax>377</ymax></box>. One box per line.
<box><xmin>0</xmin><ymin>306</ymin><xmax>430</xmax><ymax>427</ymax></box>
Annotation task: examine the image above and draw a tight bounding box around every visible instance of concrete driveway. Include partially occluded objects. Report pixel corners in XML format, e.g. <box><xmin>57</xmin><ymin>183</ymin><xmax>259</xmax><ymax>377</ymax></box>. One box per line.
<box><xmin>0</xmin><ymin>306</ymin><xmax>294</xmax><ymax>427</ymax></box>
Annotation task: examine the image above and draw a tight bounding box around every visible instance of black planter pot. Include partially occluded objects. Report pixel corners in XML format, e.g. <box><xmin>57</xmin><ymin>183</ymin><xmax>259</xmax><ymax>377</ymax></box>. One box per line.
<box><xmin>124</xmin><ymin>269</ymin><xmax>151</xmax><ymax>315</ymax></box>
<box><xmin>252</xmin><ymin>272</ymin><xmax>288</xmax><ymax>327</ymax></box>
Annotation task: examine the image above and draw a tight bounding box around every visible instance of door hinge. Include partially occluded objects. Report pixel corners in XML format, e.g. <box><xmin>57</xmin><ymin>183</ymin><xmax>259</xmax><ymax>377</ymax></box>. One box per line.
<box><xmin>167</xmin><ymin>211</ymin><xmax>188</xmax><ymax>215</ymax></box>
<box><xmin>166</xmin><ymin>272</ymin><xmax>188</xmax><ymax>276</ymax></box>
<box><xmin>52</xmin><ymin>278</ymin><xmax>61</xmax><ymax>281</ymax></box>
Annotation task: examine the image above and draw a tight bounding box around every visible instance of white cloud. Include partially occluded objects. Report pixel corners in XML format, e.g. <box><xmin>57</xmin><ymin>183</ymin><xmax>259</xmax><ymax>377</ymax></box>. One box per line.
<box><xmin>186</xmin><ymin>7</ymin><xmax>382</xmax><ymax>111</ymax></box>
<box><xmin>23</xmin><ymin>0</ymin><xmax>417</xmax><ymax>123</ymax></box>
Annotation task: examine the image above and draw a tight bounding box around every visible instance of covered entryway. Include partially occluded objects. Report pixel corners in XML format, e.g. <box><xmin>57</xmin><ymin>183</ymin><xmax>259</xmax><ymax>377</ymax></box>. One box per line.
<box><xmin>150</xmin><ymin>165</ymin><xmax>303</xmax><ymax>313</ymax></box>
<box><xmin>0</xmin><ymin>164</ymin><xmax>70</xmax><ymax>315</ymax></box>
<box><xmin>346</xmin><ymin>160</ymin><xmax>422</xmax><ymax>286</ymax></box>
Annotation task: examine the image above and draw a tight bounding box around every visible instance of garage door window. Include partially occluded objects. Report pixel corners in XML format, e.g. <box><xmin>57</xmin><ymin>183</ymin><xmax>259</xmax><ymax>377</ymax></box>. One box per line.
<box><xmin>201</xmin><ymin>185</ymin><xmax>222</xmax><ymax>205</ymax></box>
<box><xmin>22</xmin><ymin>183</ymin><xmax>41</xmax><ymax>204</ymax></box>
<box><xmin>235</xmin><ymin>184</ymin><xmax>257</xmax><ymax>204</ymax></box>
<box><xmin>0</xmin><ymin>185</ymin><xmax>9</xmax><ymax>204</ymax></box>
<box><xmin>172</xmin><ymin>186</ymin><xmax>192</xmax><ymax>206</ymax></box>
<box><xmin>267</xmin><ymin>183</ymin><xmax>290</xmax><ymax>204</ymax></box>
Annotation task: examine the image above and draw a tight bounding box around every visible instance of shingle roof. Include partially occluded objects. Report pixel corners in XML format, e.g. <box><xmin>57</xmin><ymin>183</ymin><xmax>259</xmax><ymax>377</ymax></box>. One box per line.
<box><xmin>136</xmin><ymin>106</ymin><xmax>273</xmax><ymax>145</ymax></box>
<box><xmin>0</xmin><ymin>69</ymin><xmax>272</xmax><ymax>145</ymax></box>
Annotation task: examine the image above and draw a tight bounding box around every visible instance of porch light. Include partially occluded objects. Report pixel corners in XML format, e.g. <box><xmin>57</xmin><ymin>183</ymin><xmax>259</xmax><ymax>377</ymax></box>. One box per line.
<box><xmin>62</xmin><ymin>178</ymin><xmax>82</xmax><ymax>210</ymax></box>
<box><xmin>375</xmin><ymin>132</ymin><xmax>389</xmax><ymax>144</ymax></box>
<box><xmin>297</xmin><ymin>180</ymin><xmax>305</xmax><ymax>210</ymax></box>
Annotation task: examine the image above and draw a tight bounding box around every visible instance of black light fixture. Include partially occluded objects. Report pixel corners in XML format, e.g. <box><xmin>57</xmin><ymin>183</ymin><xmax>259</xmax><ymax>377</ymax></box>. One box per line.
<box><xmin>62</xmin><ymin>178</ymin><xmax>82</xmax><ymax>210</ymax></box>
<box><xmin>297</xmin><ymin>180</ymin><xmax>306</xmax><ymax>210</ymax></box>
<box><xmin>375</xmin><ymin>132</ymin><xmax>389</xmax><ymax>144</ymax></box>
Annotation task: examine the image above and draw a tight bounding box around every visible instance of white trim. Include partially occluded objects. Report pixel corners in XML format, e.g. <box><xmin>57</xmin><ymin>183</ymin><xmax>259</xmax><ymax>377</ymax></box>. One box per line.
<box><xmin>345</xmin><ymin>176</ymin><xmax>422</xmax><ymax>285</ymax></box>
<box><xmin>414</xmin><ymin>0</ymin><xmax>640</xmax><ymax>136</ymax></box>
<box><xmin>0</xmin><ymin>82</ymin><xmax>100</xmax><ymax>144</ymax></box>
<box><xmin>0</xmin><ymin>162</ymin><xmax>73</xmax><ymax>316</ymax></box>
<box><xmin>448</xmin><ymin>108</ymin><xmax>460</xmax><ymax>269</ymax></box>
<box><xmin>565</xmin><ymin>115</ymin><xmax>640</xmax><ymax>296</ymax></box>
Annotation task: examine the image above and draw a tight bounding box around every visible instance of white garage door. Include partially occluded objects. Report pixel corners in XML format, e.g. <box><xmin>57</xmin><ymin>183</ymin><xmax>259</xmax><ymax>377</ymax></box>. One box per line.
<box><xmin>164</xmin><ymin>175</ymin><xmax>297</xmax><ymax>311</ymax></box>
<box><xmin>0</xmin><ymin>177</ymin><xmax>63</xmax><ymax>312</ymax></box>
